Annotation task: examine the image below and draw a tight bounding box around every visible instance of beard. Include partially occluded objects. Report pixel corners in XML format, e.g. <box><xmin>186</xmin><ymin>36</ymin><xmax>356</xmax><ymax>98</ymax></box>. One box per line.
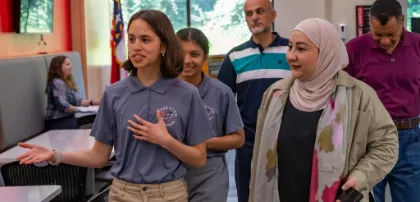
<box><xmin>249</xmin><ymin>24</ymin><xmax>267</xmax><ymax>34</ymax></box>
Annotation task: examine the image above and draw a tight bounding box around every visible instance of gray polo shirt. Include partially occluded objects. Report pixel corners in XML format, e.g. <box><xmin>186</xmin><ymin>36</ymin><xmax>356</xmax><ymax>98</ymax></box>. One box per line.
<box><xmin>90</xmin><ymin>75</ymin><xmax>215</xmax><ymax>184</ymax></box>
<box><xmin>198</xmin><ymin>75</ymin><xmax>244</xmax><ymax>157</ymax></box>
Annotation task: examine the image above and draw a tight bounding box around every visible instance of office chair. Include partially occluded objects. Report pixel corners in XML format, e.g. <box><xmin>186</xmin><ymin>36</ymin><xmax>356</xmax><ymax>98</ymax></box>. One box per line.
<box><xmin>87</xmin><ymin>185</ymin><xmax>110</xmax><ymax>202</ymax></box>
<box><xmin>1</xmin><ymin>161</ymin><xmax>87</xmax><ymax>202</ymax></box>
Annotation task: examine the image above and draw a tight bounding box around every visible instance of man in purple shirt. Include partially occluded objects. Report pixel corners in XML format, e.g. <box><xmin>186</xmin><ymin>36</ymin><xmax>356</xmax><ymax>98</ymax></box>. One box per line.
<box><xmin>345</xmin><ymin>0</ymin><xmax>420</xmax><ymax>201</ymax></box>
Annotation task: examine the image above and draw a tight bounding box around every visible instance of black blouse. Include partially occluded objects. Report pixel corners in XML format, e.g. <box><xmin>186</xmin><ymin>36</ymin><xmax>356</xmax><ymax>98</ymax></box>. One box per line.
<box><xmin>277</xmin><ymin>98</ymin><xmax>323</xmax><ymax>202</ymax></box>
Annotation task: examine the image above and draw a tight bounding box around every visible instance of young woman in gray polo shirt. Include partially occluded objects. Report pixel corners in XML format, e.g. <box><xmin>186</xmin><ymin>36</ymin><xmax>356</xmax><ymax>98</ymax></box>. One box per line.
<box><xmin>177</xmin><ymin>28</ymin><xmax>245</xmax><ymax>202</ymax></box>
<box><xmin>16</xmin><ymin>10</ymin><xmax>215</xmax><ymax>202</ymax></box>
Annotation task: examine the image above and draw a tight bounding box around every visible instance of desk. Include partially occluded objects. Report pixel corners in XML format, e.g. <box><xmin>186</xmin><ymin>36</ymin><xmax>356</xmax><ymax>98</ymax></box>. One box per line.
<box><xmin>75</xmin><ymin>112</ymin><xmax>96</xmax><ymax>119</ymax></box>
<box><xmin>0</xmin><ymin>130</ymin><xmax>99</xmax><ymax>195</ymax></box>
<box><xmin>0</xmin><ymin>129</ymin><xmax>94</xmax><ymax>164</ymax></box>
<box><xmin>0</xmin><ymin>185</ymin><xmax>62</xmax><ymax>202</ymax></box>
<box><xmin>75</xmin><ymin>108</ymin><xmax>97</xmax><ymax>129</ymax></box>
<box><xmin>75</xmin><ymin>106</ymin><xmax>98</xmax><ymax>119</ymax></box>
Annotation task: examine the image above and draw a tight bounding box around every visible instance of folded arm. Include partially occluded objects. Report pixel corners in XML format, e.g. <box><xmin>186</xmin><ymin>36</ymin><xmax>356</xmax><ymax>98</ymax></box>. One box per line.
<box><xmin>163</xmin><ymin>139</ymin><xmax>207</xmax><ymax>168</ymax></box>
<box><xmin>206</xmin><ymin>129</ymin><xmax>244</xmax><ymax>151</ymax></box>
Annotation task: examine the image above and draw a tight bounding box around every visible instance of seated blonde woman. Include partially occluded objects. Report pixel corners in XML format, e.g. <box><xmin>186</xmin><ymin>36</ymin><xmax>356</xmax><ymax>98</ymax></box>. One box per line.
<box><xmin>249</xmin><ymin>18</ymin><xmax>398</xmax><ymax>202</ymax></box>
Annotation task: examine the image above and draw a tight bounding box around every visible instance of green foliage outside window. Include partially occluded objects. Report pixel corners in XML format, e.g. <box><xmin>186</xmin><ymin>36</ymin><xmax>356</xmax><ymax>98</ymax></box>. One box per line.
<box><xmin>111</xmin><ymin>0</ymin><xmax>251</xmax><ymax>55</ymax></box>
<box><xmin>407</xmin><ymin>0</ymin><xmax>420</xmax><ymax>31</ymax></box>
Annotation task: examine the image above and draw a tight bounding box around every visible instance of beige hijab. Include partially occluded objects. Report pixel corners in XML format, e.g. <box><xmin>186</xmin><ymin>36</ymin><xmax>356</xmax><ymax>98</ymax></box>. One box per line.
<box><xmin>289</xmin><ymin>18</ymin><xmax>349</xmax><ymax>112</ymax></box>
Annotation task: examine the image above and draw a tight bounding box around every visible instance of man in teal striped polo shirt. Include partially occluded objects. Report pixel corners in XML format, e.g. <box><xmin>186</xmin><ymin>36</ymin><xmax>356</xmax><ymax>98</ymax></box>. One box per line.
<box><xmin>217</xmin><ymin>0</ymin><xmax>290</xmax><ymax>201</ymax></box>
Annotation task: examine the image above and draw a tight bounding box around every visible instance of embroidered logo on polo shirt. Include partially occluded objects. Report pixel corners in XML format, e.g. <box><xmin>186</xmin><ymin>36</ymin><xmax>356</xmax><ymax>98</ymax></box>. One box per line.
<box><xmin>158</xmin><ymin>106</ymin><xmax>178</xmax><ymax>126</ymax></box>
<box><xmin>205</xmin><ymin>105</ymin><xmax>215</xmax><ymax>120</ymax></box>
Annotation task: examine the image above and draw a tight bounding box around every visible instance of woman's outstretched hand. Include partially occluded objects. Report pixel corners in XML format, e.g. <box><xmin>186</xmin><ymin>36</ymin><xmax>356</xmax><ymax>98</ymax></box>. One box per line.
<box><xmin>16</xmin><ymin>143</ymin><xmax>55</xmax><ymax>165</ymax></box>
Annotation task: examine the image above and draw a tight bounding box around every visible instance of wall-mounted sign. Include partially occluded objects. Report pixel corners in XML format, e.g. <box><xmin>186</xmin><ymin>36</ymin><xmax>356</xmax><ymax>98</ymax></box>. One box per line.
<box><xmin>356</xmin><ymin>5</ymin><xmax>371</xmax><ymax>36</ymax></box>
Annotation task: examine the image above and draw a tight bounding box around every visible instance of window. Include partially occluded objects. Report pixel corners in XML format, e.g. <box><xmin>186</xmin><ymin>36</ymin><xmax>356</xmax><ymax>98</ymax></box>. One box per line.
<box><xmin>111</xmin><ymin>0</ymin><xmax>268</xmax><ymax>55</ymax></box>
<box><xmin>190</xmin><ymin>0</ymin><xmax>249</xmax><ymax>54</ymax></box>
<box><xmin>408</xmin><ymin>0</ymin><xmax>420</xmax><ymax>31</ymax></box>
<box><xmin>116</xmin><ymin>0</ymin><xmax>188</xmax><ymax>32</ymax></box>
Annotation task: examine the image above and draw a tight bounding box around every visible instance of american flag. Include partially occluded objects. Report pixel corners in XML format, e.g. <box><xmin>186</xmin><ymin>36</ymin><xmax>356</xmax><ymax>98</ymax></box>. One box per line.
<box><xmin>110</xmin><ymin>0</ymin><xmax>128</xmax><ymax>83</ymax></box>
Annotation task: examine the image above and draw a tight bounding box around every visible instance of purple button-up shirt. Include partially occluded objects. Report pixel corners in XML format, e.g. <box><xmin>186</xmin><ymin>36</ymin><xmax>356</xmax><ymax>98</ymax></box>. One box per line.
<box><xmin>345</xmin><ymin>29</ymin><xmax>420</xmax><ymax>119</ymax></box>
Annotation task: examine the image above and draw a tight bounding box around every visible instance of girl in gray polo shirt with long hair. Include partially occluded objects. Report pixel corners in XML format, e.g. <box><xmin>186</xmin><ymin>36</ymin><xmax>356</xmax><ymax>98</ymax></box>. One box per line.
<box><xmin>177</xmin><ymin>27</ymin><xmax>245</xmax><ymax>202</ymax></box>
<box><xmin>16</xmin><ymin>10</ymin><xmax>215</xmax><ymax>202</ymax></box>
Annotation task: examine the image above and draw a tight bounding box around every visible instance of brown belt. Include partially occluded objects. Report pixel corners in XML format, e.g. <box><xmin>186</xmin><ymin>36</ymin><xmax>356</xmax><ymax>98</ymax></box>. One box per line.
<box><xmin>393</xmin><ymin>117</ymin><xmax>420</xmax><ymax>130</ymax></box>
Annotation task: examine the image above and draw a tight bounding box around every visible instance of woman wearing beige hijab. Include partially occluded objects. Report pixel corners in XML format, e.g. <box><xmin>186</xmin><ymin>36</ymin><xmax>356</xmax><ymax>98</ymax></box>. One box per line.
<box><xmin>249</xmin><ymin>18</ymin><xmax>398</xmax><ymax>202</ymax></box>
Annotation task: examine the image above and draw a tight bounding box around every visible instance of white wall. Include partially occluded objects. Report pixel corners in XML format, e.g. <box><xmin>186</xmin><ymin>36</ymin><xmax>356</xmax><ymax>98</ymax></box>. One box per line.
<box><xmin>330</xmin><ymin>0</ymin><xmax>375</xmax><ymax>40</ymax></box>
<box><xmin>274</xmin><ymin>0</ymin><xmax>327</xmax><ymax>38</ymax></box>
<box><xmin>399</xmin><ymin>0</ymin><xmax>408</xmax><ymax>27</ymax></box>
<box><xmin>84</xmin><ymin>0</ymin><xmax>112</xmax><ymax>99</ymax></box>
<box><xmin>275</xmin><ymin>0</ymin><xmax>407</xmax><ymax>40</ymax></box>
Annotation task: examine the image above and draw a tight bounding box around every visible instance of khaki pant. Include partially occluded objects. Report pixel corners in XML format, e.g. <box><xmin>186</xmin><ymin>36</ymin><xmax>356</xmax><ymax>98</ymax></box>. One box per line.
<box><xmin>108</xmin><ymin>178</ymin><xmax>188</xmax><ymax>202</ymax></box>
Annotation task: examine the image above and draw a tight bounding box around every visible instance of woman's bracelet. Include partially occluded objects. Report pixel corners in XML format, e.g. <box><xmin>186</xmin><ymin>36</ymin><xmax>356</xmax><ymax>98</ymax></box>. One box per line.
<box><xmin>48</xmin><ymin>149</ymin><xmax>62</xmax><ymax>166</ymax></box>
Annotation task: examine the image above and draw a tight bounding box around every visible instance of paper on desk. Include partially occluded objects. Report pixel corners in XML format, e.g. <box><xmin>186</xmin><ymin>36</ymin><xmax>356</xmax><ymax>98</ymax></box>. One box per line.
<box><xmin>76</xmin><ymin>106</ymin><xmax>99</xmax><ymax>113</ymax></box>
